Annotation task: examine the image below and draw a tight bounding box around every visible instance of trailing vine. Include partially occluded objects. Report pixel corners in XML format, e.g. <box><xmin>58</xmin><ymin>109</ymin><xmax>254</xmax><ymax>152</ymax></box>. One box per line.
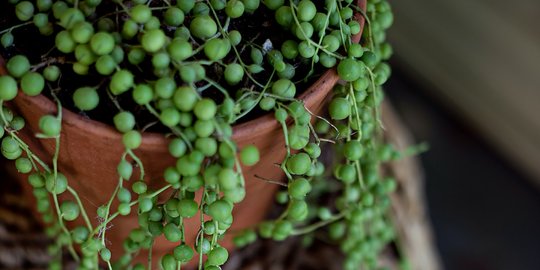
<box><xmin>0</xmin><ymin>0</ymin><xmax>398</xmax><ymax>269</ymax></box>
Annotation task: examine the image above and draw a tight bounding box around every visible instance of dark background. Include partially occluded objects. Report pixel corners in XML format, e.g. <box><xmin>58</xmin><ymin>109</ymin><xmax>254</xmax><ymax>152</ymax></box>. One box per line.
<box><xmin>385</xmin><ymin>65</ymin><xmax>540</xmax><ymax>270</ymax></box>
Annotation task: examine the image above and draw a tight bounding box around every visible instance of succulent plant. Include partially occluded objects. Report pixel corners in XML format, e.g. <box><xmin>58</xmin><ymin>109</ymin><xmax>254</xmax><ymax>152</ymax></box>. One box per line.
<box><xmin>0</xmin><ymin>0</ymin><xmax>397</xmax><ymax>269</ymax></box>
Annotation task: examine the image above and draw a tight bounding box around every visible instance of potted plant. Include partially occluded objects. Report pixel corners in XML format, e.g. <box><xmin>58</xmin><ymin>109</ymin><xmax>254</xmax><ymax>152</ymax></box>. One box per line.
<box><xmin>0</xmin><ymin>0</ymin><xmax>395</xmax><ymax>269</ymax></box>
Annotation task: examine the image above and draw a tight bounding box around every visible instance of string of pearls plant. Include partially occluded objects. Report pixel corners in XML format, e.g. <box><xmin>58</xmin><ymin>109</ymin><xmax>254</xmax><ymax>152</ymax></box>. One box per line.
<box><xmin>0</xmin><ymin>0</ymin><xmax>399</xmax><ymax>269</ymax></box>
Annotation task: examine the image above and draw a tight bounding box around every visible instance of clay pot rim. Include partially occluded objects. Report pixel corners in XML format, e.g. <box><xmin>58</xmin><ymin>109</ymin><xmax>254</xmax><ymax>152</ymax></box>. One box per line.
<box><xmin>0</xmin><ymin>0</ymin><xmax>366</xmax><ymax>146</ymax></box>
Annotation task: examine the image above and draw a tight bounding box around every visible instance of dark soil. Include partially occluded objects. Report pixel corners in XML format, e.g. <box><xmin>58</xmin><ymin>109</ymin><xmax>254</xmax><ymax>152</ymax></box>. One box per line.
<box><xmin>0</xmin><ymin>1</ymin><xmax>327</xmax><ymax>131</ymax></box>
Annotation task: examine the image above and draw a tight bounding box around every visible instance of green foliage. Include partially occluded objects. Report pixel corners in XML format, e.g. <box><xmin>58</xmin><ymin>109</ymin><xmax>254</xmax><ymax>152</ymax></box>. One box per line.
<box><xmin>0</xmin><ymin>0</ymin><xmax>399</xmax><ymax>269</ymax></box>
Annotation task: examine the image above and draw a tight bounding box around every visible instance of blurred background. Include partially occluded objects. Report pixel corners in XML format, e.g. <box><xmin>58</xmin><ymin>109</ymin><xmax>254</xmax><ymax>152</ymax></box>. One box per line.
<box><xmin>386</xmin><ymin>0</ymin><xmax>540</xmax><ymax>269</ymax></box>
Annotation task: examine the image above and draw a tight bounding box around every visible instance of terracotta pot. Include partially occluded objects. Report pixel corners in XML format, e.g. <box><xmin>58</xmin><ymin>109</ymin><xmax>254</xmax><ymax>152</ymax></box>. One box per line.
<box><xmin>2</xmin><ymin>1</ymin><xmax>366</xmax><ymax>267</ymax></box>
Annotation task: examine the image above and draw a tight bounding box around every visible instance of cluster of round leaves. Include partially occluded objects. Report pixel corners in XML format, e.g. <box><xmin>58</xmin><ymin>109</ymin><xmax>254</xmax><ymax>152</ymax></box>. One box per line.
<box><xmin>0</xmin><ymin>0</ymin><xmax>397</xmax><ymax>269</ymax></box>
<box><xmin>233</xmin><ymin>1</ymin><xmax>397</xmax><ymax>270</ymax></box>
<box><xmin>322</xmin><ymin>82</ymin><xmax>398</xmax><ymax>270</ymax></box>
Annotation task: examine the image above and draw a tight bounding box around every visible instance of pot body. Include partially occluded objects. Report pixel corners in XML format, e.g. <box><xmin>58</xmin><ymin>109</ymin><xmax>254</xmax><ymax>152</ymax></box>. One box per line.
<box><xmin>1</xmin><ymin>0</ymin><xmax>366</xmax><ymax>267</ymax></box>
<box><xmin>3</xmin><ymin>69</ymin><xmax>339</xmax><ymax>267</ymax></box>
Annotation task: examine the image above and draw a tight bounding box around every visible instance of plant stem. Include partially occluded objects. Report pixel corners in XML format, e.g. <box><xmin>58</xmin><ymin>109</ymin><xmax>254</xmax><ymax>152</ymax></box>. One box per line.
<box><xmin>233</xmin><ymin>71</ymin><xmax>275</xmax><ymax>122</ymax></box>
<box><xmin>148</xmin><ymin>239</ymin><xmax>154</xmax><ymax>270</ymax></box>
<box><xmin>348</xmin><ymin>83</ymin><xmax>365</xmax><ymax>189</ymax></box>
<box><xmin>91</xmin><ymin>184</ymin><xmax>172</xmax><ymax>236</ymax></box>
<box><xmin>291</xmin><ymin>211</ymin><xmax>348</xmax><ymax>235</ymax></box>
<box><xmin>127</xmin><ymin>149</ymin><xmax>145</xmax><ymax>180</ymax></box>
<box><xmin>365</xmin><ymin>67</ymin><xmax>384</xmax><ymax>129</ymax></box>
<box><xmin>67</xmin><ymin>186</ymin><xmax>93</xmax><ymax>231</ymax></box>
<box><xmin>50</xmin><ymin>96</ymin><xmax>81</xmax><ymax>262</ymax></box>
<box><xmin>0</xmin><ymin>21</ymin><xmax>33</xmax><ymax>35</ymax></box>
